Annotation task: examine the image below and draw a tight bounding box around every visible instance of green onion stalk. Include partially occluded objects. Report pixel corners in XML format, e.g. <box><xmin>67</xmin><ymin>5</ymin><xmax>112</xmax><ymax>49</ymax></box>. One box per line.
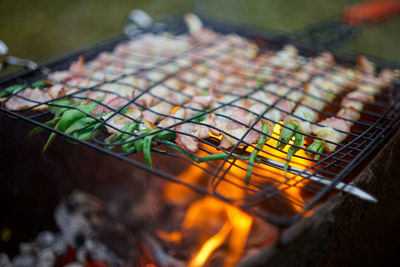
<box><xmin>306</xmin><ymin>139</ymin><xmax>325</xmax><ymax>160</ymax></box>
<box><xmin>113</xmin><ymin>110</ymin><xmax>260</xmax><ymax>168</ymax></box>
<box><xmin>0</xmin><ymin>84</ymin><xmax>27</xmax><ymax>98</ymax></box>
<box><xmin>114</xmin><ymin>111</ymin><xmax>224</xmax><ymax>167</ymax></box>
<box><xmin>245</xmin><ymin>122</ymin><xmax>269</xmax><ymax>184</ymax></box>
<box><xmin>0</xmin><ymin>79</ymin><xmax>48</xmax><ymax>98</ymax></box>
<box><xmin>160</xmin><ymin>139</ymin><xmax>255</xmax><ymax>165</ymax></box>
<box><xmin>29</xmin><ymin>95</ymin><xmax>140</xmax><ymax>151</ymax></box>
<box><xmin>107</xmin><ymin>125</ymin><xmax>246</xmax><ymax>168</ymax></box>
<box><xmin>118</xmin><ymin>110</ymin><xmax>211</xmax><ymax>166</ymax></box>
<box><xmin>276</xmin><ymin>121</ymin><xmax>306</xmax><ymax>174</ymax></box>
<box><xmin>31</xmin><ymin>79</ymin><xmax>48</xmax><ymax>88</ymax></box>
<box><xmin>276</xmin><ymin>121</ymin><xmax>298</xmax><ymax>150</ymax></box>
<box><xmin>29</xmin><ymin>99</ymin><xmax>102</xmax><ymax>151</ymax></box>
<box><xmin>27</xmin><ymin>96</ymin><xmax>262</xmax><ymax>173</ymax></box>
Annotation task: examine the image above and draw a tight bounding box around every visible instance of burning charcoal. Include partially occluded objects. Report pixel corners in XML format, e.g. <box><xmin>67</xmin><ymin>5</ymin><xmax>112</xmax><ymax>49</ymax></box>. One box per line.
<box><xmin>0</xmin><ymin>253</ymin><xmax>12</xmax><ymax>267</ymax></box>
<box><xmin>37</xmin><ymin>231</ymin><xmax>56</xmax><ymax>248</ymax></box>
<box><xmin>140</xmin><ymin>233</ymin><xmax>185</xmax><ymax>267</ymax></box>
<box><xmin>49</xmin><ymin>234</ymin><xmax>68</xmax><ymax>255</ymax></box>
<box><xmin>19</xmin><ymin>242</ymin><xmax>35</xmax><ymax>255</ymax></box>
<box><xmin>37</xmin><ymin>249</ymin><xmax>56</xmax><ymax>267</ymax></box>
<box><xmin>12</xmin><ymin>254</ymin><xmax>35</xmax><ymax>267</ymax></box>
<box><xmin>55</xmin><ymin>197</ymin><xmax>93</xmax><ymax>248</ymax></box>
<box><xmin>84</xmin><ymin>238</ymin><xmax>122</xmax><ymax>265</ymax></box>
<box><xmin>64</xmin><ymin>263</ymin><xmax>83</xmax><ymax>267</ymax></box>
<box><xmin>55</xmin><ymin>191</ymin><xmax>141</xmax><ymax>266</ymax></box>
<box><xmin>75</xmin><ymin>247</ymin><xmax>88</xmax><ymax>263</ymax></box>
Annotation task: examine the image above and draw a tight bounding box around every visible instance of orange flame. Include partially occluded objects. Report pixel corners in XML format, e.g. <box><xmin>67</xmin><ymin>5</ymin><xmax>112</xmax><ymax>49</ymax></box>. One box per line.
<box><xmin>224</xmin><ymin>205</ymin><xmax>253</xmax><ymax>267</ymax></box>
<box><xmin>189</xmin><ymin>221</ymin><xmax>232</xmax><ymax>267</ymax></box>
<box><xmin>161</xmin><ymin>122</ymin><xmax>314</xmax><ymax>266</ymax></box>
<box><xmin>245</xmin><ymin>123</ymin><xmax>314</xmax><ymax>212</ymax></box>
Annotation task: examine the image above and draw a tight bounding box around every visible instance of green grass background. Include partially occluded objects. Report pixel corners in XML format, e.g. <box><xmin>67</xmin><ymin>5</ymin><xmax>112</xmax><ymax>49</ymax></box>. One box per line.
<box><xmin>0</xmin><ymin>0</ymin><xmax>399</xmax><ymax>77</ymax></box>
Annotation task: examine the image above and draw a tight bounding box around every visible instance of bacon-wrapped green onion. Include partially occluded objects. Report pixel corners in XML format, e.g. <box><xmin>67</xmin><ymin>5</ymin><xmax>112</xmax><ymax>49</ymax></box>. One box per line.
<box><xmin>246</xmin><ymin>122</ymin><xmax>269</xmax><ymax>184</ymax></box>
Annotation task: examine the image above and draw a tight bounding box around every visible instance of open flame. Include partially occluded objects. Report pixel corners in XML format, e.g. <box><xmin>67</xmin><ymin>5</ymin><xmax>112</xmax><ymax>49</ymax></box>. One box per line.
<box><xmin>189</xmin><ymin>217</ymin><xmax>232</xmax><ymax>267</ymax></box>
<box><xmin>245</xmin><ymin>123</ymin><xmax>314</xmax><ymax>213</ymax></box>
<box><xmin>160</xmin><ymin>123</ymin><xmax>314</xmax><ymax>266</ymax></box>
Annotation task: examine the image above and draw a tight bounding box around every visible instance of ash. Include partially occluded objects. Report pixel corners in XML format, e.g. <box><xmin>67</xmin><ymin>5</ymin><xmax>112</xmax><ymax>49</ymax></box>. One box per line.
<box><xmin>2</xmin><ymin>191</ymin><xmax>183</xmax><ymax>267</ymax></box>
<box><xmin>1</xmin><ymin>231</ymin><xmax>72</xmax><ymax>267</ymax></box>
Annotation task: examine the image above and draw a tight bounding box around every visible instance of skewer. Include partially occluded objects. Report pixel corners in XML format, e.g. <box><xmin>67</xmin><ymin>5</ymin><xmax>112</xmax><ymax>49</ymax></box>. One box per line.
<box><xmin>261</xmin><ymin>157</ymin><xmax>377</xmax><ymax>203</ymax></box>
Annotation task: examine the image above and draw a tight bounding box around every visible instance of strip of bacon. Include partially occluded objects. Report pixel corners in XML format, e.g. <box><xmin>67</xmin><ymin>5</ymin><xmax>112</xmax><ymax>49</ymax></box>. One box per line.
<box><xmin>5</xmin><ymin>88</ymin><xmax>51</xmax><ymax>111</ymax></box>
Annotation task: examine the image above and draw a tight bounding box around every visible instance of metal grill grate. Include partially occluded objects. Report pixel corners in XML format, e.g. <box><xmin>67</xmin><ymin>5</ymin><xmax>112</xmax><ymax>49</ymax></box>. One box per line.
<box><xmin>1</xmin><ymin>15</ymin><xmax>400</xmax><ymax>226</ymax></box>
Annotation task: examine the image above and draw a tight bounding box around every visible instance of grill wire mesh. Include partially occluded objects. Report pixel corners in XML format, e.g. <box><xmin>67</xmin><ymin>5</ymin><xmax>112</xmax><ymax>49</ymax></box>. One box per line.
<box><xmin>1</xmin><ymin>15</ymin><xmax>400</xmax><ymax>226</ymax></box>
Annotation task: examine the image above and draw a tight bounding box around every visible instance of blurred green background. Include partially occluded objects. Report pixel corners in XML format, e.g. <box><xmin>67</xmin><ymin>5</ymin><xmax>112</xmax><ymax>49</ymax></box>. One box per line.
<box><xmin>0</xmin><ymin>0</ymin><xmax>399</xmax><ymax>77</ymax></box>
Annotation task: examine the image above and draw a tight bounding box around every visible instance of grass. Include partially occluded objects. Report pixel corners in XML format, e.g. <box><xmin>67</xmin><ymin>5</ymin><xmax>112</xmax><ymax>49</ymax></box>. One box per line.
<box><xmin>0</xmin><ymin>0</ymin><xmax>399</xmax><ymax>77</ymax></box>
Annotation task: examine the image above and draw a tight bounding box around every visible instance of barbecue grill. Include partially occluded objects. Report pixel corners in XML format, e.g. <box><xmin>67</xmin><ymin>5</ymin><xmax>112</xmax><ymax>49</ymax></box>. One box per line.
<box><xmin>0</xmin><ymin>4</ymin><xmax>400</xmax><ymax>266</ymax></box>
<box><xmin>1</xmin><ymin>13</ymin><xmax>400</xmax><ymax>228</ymax></box>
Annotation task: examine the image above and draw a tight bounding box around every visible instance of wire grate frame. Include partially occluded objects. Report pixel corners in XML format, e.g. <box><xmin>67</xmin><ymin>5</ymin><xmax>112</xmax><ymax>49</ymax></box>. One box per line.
<box><xmin>1</xmin><ymin>15</ymin><xmax>400</xmax><ymax>227</ymax></box>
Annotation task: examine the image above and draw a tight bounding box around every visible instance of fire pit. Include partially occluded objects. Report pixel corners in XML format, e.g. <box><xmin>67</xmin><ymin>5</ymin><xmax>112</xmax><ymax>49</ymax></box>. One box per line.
<box><xmin>1</xmin><ymin>115</ymin><xmax>400</xmax><ymax>266</ymax></box>
<box><xmin>1</xmin><ymin>11</ymin><xmax>400</xmax><ymax>267</ymax></box>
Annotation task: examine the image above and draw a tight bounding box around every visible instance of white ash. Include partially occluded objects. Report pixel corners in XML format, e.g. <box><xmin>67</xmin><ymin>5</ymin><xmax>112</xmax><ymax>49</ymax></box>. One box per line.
<box><xmin>0</xmin><ymin>253</ymin><xmax>12</xmax><ymax>267</ymax></box>
<box><xmin>64</xmin><ymin>263</ymin><xmax>83</xmax><ymax>267</ymax></box>
<box><xmin>6</xmin><ymin>231</ymin><xmax>65</xmax><ymax>267</ymax></box>
<box><xmin>4</xmin><ymin>191</ymin><xmax>183</xmax><ymax>266</ymax></box>
<box><xmin>37</xmin><ymin>231</ymin><xmax>55</xmax><ymax>248</ymax></box>
<box><xmin>36</xmin><ymin>249</ymin><xmax>56</xmax><ymax>267</ymax></box>
<box><xmin>5</xmin><ymin>192</ymin><xmax>124</xmax><ymax>266</ymax></box>
<box><xmin>54</xmin><ymin>191</ymin><xmax>126</xmax><ymax>266</ymax></box>
<box><xmin>12</xmin><ymin>254</ymin><xmax>35</xmax><ymax>267</ymax></box>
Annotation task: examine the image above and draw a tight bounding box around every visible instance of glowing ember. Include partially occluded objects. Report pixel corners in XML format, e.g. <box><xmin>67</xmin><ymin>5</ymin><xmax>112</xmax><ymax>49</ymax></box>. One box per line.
<box><xmin>157</xmin><ymin>230</ymin><xmax>182</xmax><ymax>243</ymax></box>
<box><xmin>171</xmin><ymin>105</ymin><xmax>181</xmax><ymax>115</ymax></box>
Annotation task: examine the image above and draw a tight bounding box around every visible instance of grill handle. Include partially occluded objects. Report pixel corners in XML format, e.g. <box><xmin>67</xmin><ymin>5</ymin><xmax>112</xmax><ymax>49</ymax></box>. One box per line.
<box><xmin>302</xmin><ymin>0</ymin><xmax>400</xmax><ymax>46</ymax></box>
<box><xmin>124</xmin><ymin>9</ymin><xmax>154</xmax><ymax>38</ymax></box>
<box><xmin>124</xmin><ymin>9</ymin><xmax>166</xmax><ymax>38</ymax></box>
<box><xmin>0</xmin><ymin>40</ymin><xmax>38</xmax><ymax>73</ymax></box>
<box><xmin>344</xmin><ymin>0</ymin><xmax>400</xmax><ymax>26</ymax></box>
